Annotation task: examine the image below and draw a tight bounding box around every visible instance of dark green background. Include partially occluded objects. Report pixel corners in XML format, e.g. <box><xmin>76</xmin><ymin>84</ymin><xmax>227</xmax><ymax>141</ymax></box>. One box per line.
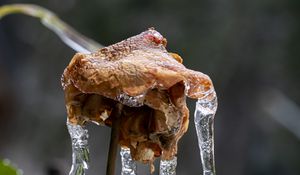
<box><xmin>0</xmin><ymin>0</ymin><xmax>300</xmax><ymax>174</ymax></box>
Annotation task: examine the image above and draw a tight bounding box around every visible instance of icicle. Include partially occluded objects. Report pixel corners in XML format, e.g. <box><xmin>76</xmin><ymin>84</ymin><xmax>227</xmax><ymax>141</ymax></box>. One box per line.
<box><xmin>194</xmin><ymin>91</ymin><xmax>217</xmax><ymax>175</ymax></box>
<box><xmin>159</xmin><ymin>156</ymin><xmax>177</xmax><ymax>175</ymax></box>
<box><xmin>67</xmin><ymin>121</ymin><xmax>90</xmax><ymax>175</ymax></box>
<box><xmin>120</xmin><ymin>147</ymin><xmax>137</xmax><ymax>175</ymax></box>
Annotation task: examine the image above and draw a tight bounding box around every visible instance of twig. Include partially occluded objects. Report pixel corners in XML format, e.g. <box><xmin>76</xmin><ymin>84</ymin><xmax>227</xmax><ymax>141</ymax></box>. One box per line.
<box><xmin>106</xmin><ymin>103</ymin><xmax>124</xmax><ymax>175</ymax></box>
<box><xmin>0</xmin><ymin>3</ymin><xmax>103</xmax><ymax>53</ymax></box>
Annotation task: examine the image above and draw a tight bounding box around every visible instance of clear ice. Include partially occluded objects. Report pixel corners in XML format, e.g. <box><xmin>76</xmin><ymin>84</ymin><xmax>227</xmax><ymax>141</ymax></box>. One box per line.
<box><xmin>116</xmin><ymin>93</ymin><xmax>145</xmax><ymax>107</ymax></box>
<box><xmin>67</xmin><ymin>121</ymin><xmax>90</xmax><ymax>175</ymax></box>
<box><xmin>194</xmin><ymin>91</ymin><xmax>217</xmax><ymax>175</ymax></box>
<box><xmin>120</xmin><ymin>147</ymin><xmax>137</xmax><ymax>175</ymax></box>
<box><xmin>159</xmin><ymin>157</ymin><xmax>177</xmax><ymax>175</ymax></box>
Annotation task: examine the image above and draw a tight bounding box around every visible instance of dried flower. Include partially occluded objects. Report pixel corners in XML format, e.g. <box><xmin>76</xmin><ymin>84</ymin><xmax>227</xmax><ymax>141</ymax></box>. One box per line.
<box><xmin>62</xmin><ymin>28</ymin><xmax>213</xmax><ymax>163</ymax></box>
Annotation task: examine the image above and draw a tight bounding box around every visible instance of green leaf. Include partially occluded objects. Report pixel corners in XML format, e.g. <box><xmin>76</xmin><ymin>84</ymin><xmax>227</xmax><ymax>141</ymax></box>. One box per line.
<box><xmin>0</xmin><ymin>159</ymin><xmax>21</xmax><ymax>175</ymax></box>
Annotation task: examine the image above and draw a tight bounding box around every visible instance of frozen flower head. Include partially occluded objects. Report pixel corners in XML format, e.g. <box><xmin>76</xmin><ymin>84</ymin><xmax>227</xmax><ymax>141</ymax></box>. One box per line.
<box><xmin>62</xmin><ymin>28</ymin><xmax>214</xmax><ymax>163</ymax></box>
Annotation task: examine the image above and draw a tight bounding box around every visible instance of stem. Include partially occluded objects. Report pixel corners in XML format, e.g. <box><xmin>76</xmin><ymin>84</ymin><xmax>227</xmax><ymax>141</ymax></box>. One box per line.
<box><xmin>0</xmin><ymin>3</ymin><xmax>103</xmax><ymax>53</ymax></box>
<box><xmin>106</xmin><ymin>103</ymin><xmax>124</xmax><ymax>175</ymax></box>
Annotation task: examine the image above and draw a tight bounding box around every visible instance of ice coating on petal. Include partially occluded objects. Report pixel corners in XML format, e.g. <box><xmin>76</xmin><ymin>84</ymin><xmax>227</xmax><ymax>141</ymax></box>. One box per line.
<box><xmin>116</xmin><ymin>93</ymin><xmax>145</xmax><ymax>107</ymax></box>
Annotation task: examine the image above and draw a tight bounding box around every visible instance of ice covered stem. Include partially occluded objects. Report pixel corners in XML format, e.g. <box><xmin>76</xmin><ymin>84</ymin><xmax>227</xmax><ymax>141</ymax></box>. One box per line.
<box><xmin>194</xmin><ymin>91</ymin><xmax>217</xmax><ymax>175</ymax></box>
<box><xmin>120</xmin><ymin>147</ymin><xmax>137</xmax><ymax>175</ymax></box>
<box><xmin>0</xmin><ymin>3</ymin><xmax>102</xmax><ymax>53</ymax></box>
<box><xmin>67</xmin><ymin>121</ymin><xmax>90</xmax><ymax>175</ymax></box>
<box><xmin>159</xmin><ymin>156</ymin><xmax>177</xmax><ymax>175</ymax></box>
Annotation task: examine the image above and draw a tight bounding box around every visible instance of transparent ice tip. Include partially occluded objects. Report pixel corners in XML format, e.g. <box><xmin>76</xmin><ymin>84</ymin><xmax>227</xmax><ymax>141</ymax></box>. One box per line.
<box><xmin>159</xmin><ymin>156</ymin><xmax>177</xmax><ymax>175</ymax></box>
<box><xmin>120</xmin><ymin>147</ymin><xmax>137</xmax><ymax>175</ymax></box>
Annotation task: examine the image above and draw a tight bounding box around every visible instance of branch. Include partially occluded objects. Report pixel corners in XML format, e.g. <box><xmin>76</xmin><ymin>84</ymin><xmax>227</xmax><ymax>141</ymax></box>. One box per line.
<box><xmin>106</xmin><ymin>103</ymin><xmax>124</xmax><ymax>175</ymax></box>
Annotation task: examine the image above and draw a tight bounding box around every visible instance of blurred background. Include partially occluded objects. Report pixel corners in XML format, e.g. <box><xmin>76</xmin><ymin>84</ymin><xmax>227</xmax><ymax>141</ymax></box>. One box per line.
<box><xmin>0</xmin><ymin>0</ymin><xmax>300</xmax><ymax>175</ymax></box>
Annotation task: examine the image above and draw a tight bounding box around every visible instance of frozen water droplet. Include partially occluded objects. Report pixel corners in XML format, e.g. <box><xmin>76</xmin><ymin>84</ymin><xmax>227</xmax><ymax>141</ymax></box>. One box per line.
<box><xmin>117</xmin><ymin>93</ymin><xmax>145</xmax><ymax>107</ymax></box>
<box><xmin>91</xmin><ymin>120</ymin><xmax>100</xmax><ymax>126</ymax></box>
<box><xmin>184</xmin><ymin>81</ymin><xmax>191</xmax><ymax>95</ymax></box>
<box><xmin>61</xmin><ymin>74</ymin><xmax>71</xmax><ymax>90</ymax></box>
<box><xmin>120</xmin><ymin>147</ymin><xmax>137</xmax><ymax>175</ymax></box>
<box><xmin>67</xmin><ymin>121</ymin><xmax>90</xmax><ymax>175</ymax></box>
<box><xmin>159</xmin><ymin>156</ymin><xmax>177</xmax><ymax>175</ymax></box>
<box><xmin>194</xmin><ymin>91</ymin><xmax>217</xmax><ymax>175</ymax></box>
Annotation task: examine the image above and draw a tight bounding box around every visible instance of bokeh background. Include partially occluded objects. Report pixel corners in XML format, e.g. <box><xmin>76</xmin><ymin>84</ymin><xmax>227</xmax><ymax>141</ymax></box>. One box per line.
<box><xmin>1</xmin><ymin>0</ymin><xmax>300</xmax><ymax>175</ymax></box>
